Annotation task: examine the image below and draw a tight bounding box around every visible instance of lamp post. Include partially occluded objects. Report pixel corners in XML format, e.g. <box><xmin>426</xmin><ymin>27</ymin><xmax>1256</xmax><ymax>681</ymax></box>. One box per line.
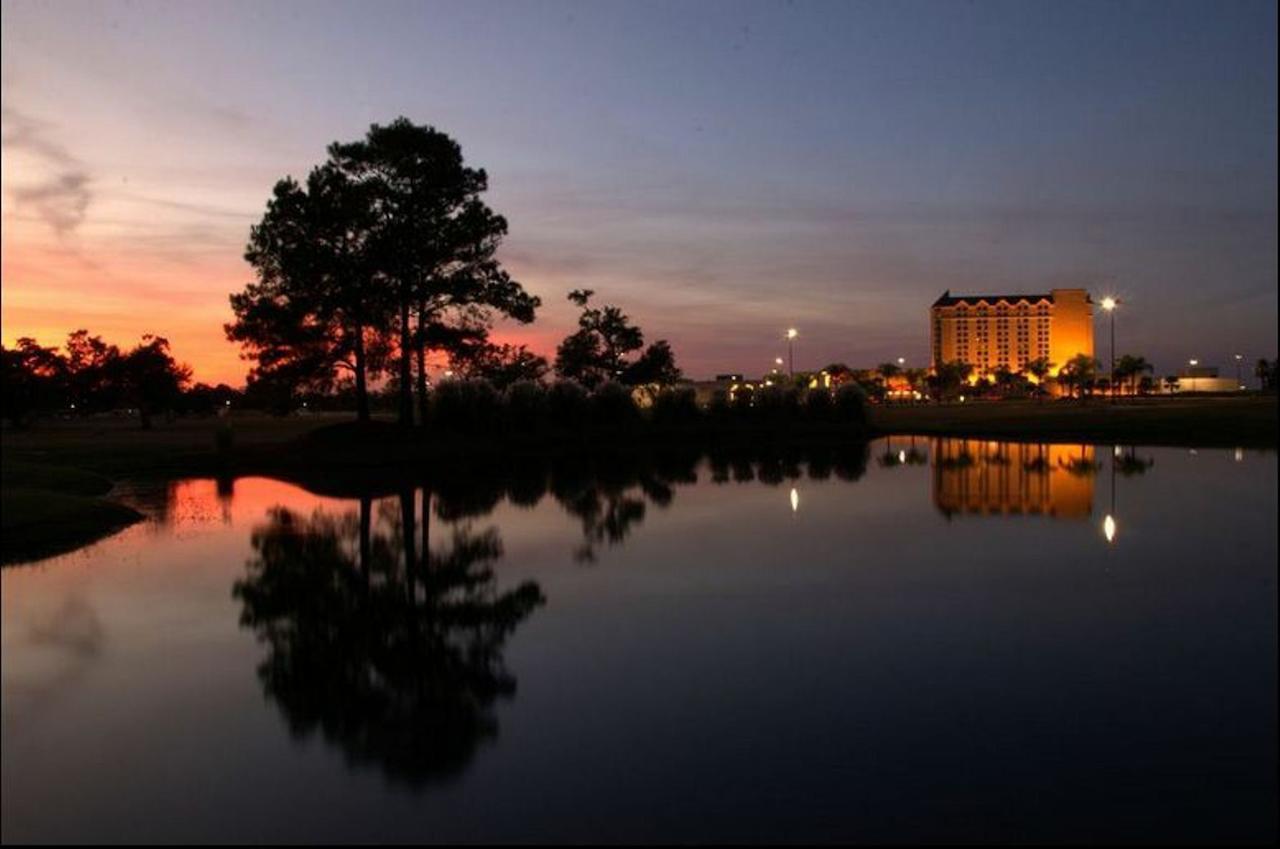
<box><xmin>786</xmin><ymin>328</ymin><xmax>798</xmax><ymax>377</ymax></box>
<box><xmin>1234</xmin><ymin>353</ymin><xmax>1244</xmax><ymax>390</ymax></box>
<box><xmin>1100</xmin><ymin>297</ymin><xmax>1118</xmax><ymax>401</ymax></box>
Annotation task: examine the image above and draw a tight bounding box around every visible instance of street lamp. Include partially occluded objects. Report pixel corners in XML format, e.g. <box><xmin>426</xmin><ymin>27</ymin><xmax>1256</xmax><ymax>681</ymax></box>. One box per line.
<box><xmin>786</xmin><ymin>328</ymin><xmax>798</xmax><ymax>377</ymax></box>
<box><xmin>1234</xmin><ymin>353</ymin><xmax>1244</xmax><ymax>390</ymax></box>
<box><xmin>1100</xmin><ymin>296</ymin><xmax>1118</xmax><ymax>401</ymax></box>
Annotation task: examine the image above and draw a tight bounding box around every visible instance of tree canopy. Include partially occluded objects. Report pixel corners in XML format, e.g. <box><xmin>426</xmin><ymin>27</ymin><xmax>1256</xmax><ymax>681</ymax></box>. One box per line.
<box><xmin>553</xmin><ymin>289</ymin><xmax>681</xmax><ymax>390</ymax></box>
<box><xmin>227</xmin><ymin>117</ymin><xmax>539</xmax><ymax>424</ymax></box>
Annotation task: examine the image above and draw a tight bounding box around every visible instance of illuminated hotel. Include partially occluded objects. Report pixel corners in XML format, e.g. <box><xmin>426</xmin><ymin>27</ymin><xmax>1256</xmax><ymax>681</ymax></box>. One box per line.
<box><xmin>930</xmin><ymin>288</ymin><xmax>1094</xmax><ymax>378</ymax></box>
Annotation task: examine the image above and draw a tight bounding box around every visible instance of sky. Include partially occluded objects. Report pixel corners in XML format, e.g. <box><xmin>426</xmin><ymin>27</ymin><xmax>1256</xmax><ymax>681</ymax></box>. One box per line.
<box><xmin>2</xmin><ymin>0</ymin><xmax>1276</xmax><ymax>385</ymax></box>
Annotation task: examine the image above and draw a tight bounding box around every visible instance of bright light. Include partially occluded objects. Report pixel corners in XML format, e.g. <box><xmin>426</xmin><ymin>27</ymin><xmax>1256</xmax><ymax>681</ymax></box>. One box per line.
<box><xmin>1234</xmin><ymin>353</ymin><xmax>1243</xmax><ymax>361</ymax></box>
<box><xmin>775</xmin><ymin>357</ymin><xmax>784</xmax><ymax>366</ymax></box>
<box><xmin>786</xmin><ymin>328</ymin><xmax>798</xmax><ymax>340</ymax></box>
<box><xmin>1100</xmin><ymin>296</ymin><xmax>1117</xmax><ymax>311</ymax></box>
<box><xmin>1234</xmin><ymin>448</ymin><xmax>1244</xmax><ymax>462</ymax></box>
<box><xmin>1113</xmin><ymin>445</ymin><xmax>1122</xmax><ymax>457</ymax></box>
<box><xmin>1103</xmin><ymin>514</ymin><xmax>1116</xmax><ymax>544</ymax></box>
<box><xmin>1188</xmin><ymin>359</ymin><xmax>1198</xmax><ymax>366</ymax></box>
<box><xmin>898</xmin><ymin>450</ymin><xmax>906</xmax><ymax>463</ymax></box>
<box><xmin>789</xmin><ymin>487</ymin><xmax>799</xmax><ymax>513</ymax></box>
<box><xmin>897</xmin><ymin>357</ymin><xmax>905</xmax><ymax>365</ymax></box>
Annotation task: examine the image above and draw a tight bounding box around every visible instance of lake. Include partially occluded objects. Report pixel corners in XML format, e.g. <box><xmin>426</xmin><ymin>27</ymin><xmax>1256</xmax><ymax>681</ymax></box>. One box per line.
<box><xmin>2</xmin><ymin>438</ymin><xmax>1275</xmax><ymax>843</ymax></box>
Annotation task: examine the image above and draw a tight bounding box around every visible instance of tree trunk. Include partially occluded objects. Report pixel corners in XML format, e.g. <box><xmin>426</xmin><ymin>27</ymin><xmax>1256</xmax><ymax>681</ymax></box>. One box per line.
<box><xmin>398</xmin><ymin>293</ymin><xmax>413</xmax><ymax>427</ymax></box>
<box><xmin>400</xmin><ymin>488</ymin><xmax>417</xmax><ymax>601</ymax></box>
<box><xmin>415</xmin><ymin>302</ymin><xmax>429</xmax><ymax>428</ymax></box>
<box><xmin>353</xmin><ymin>324</ymin><xmax>370</xmax><ymax>424</ymax></box>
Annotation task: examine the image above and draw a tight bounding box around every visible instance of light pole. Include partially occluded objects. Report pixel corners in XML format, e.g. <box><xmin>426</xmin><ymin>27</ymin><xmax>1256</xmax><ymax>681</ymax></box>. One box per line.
<box><xmin>1100</xmin><ymin>297</ymin><xmax>1118</xmax><ymax>401</ymax></box>
<box><xmin>1234</xmin><ymin>353</ymin><xmax>1244</xmax><ymax>390</ymax></box>
<box><xmin>786</xmin><ymin>328</ymin><xmax>798</xmax><ymax>377</ymax></box>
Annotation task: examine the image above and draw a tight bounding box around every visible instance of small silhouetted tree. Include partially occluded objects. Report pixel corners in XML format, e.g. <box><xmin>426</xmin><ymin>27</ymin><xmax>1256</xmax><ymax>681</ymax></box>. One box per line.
<box><xmin>554</xmin><ymin>290</ymin><xmax>680</xmax><ymax>391</ymax></box>
<box><xmin>1</xmin><ymin>338</ymin><xmax>67</xmax><ymax>427</ymax></box>
<box><xmin>120</xmin><ymin>335</ymin><xmax>192</xmax><ymax>428</ymax></box>
<box><xmin>1059</xmin><ymin>354</ymin><xmax>1100</xmax><ymax>399</ymax></box>
<box><xmin>1023</xmin><ymin>357</ymin><xmax>1054</xmax><ymax>400</ymax></box>
<box><xmin>64</xmin><ymin>329</ymin><xmax>123</xmax><ymax>414</ymax></box>
<box><xmin>453</xmin><ymin>342</ymin><xmax>548</xmax><ymax>390</ymax></box>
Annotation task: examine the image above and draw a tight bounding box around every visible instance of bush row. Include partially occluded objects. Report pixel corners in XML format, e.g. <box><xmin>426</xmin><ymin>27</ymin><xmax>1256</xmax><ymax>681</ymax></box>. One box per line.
<box><xmin>427</xmin><ymin>379</ymin><xmax>868</xmax><ymax>436</ymax></box>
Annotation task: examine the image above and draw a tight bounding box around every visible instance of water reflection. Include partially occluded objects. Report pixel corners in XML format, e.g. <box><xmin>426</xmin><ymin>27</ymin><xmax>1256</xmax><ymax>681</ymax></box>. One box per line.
<box><xmin>233</xmin><ymin>495</ymin><xmax>544</xmax><ymax>787</ymax></box>
<box><xmin>932</xmin><ymin>439</ymin><xmax>1097</xmax><ymax>519</ymax></box>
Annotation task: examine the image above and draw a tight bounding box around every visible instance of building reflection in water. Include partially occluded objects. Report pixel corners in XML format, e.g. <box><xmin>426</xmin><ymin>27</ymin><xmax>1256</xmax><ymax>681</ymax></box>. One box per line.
<box><xmin>931</xmin><ymin>438</ymin><xmax>1097</xmax><ymax>520</ymax></box>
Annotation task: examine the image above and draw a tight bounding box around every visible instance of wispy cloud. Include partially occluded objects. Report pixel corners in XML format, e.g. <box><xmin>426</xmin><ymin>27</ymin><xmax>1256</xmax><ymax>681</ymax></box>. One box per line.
<box><xmin>2</xmin><ymin>106</ymin><xmax>93</xmax><ymax>236</ymax></box>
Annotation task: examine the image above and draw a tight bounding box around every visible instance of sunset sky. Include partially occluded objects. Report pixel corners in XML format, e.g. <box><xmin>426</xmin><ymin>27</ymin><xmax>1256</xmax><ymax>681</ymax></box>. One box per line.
<box><xmin>2</xmin><ymin>0</ymin><xmax>1276</xmax><ymax>385</ymax></box>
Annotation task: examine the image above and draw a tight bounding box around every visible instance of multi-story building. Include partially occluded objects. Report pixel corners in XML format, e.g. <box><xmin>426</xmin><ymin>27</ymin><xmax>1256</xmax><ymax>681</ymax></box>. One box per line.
<box><xmin>930</xmin><ymin>288</ymin><xmax>1093</xmax><ymax>379</ymax></box>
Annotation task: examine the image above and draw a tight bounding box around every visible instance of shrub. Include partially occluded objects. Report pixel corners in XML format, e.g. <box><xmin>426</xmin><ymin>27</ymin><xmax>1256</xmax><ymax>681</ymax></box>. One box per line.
<box><xmin>754</xmin><ymin>383</ymin><xmax>785</xmax><ymax>419</ymax></box>
<box><xmin>431</xmin><ymin>378</ymin><xmax>501</xmax><ymax>434</ymax></box>
<box><xmin>755</xmin><ymin>384</ymin><xmax>800</xmax><ymax>425</ymax></box>
<box><xmin>834</xmin><ymin>382</ymin><xmax>868</xmax><ymax>426</ymax></box>
<box><xmin>590</xmin><ymin>381</ymin><xmax>639</xmax><ymax>430</ymax></box>
<box><xmin>730</xmin><ymin>385</ymin><xmax>755</xmax><ymax>418</ymax></box>
<box><xmin>547</xmin><ymin>380</ymin><xmax>589</xmax><ymax>431</ymax></box>
<box><xmin>707</xmin><ymin>389</ymin><xmax>732</xmax><ymax>422</ymax></box>
<box><xmin>803</xmin><ymin>387</ymin><xmax>834</xmax><ymax>422</ymax></box>
<box><xmin>503</xmin><ymin>380</ymin><xmax>549</xmax><ymax>433</ymax></box>
<box><xmin>652</xmin><ymin>385</ymin><xmax>700</xmax><ymax>429</ymax></box>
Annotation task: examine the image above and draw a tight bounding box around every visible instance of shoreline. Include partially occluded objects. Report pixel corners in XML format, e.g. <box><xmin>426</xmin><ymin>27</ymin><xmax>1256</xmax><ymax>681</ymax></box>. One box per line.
<box><xmin>2</xmin><ymin>396</ymin><xmax>1275</xmax><ymax>565</ymax></box>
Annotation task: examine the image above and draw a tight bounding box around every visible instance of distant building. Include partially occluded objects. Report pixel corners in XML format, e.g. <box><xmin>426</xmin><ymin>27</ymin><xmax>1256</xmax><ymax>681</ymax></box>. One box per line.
<box><xmin>1172</xmin><ymin>365</ymin><xmax>1239</xmax><ymax>393</ymax></box>
<box><xmin>930</xmin><ymin>288</ymin><xmax>1093</xmax><ymax>379</ymax></box>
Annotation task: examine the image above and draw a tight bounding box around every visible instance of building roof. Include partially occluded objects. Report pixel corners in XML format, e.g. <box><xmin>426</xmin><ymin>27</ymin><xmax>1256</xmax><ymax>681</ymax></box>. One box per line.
<box><xmin>931</xmin><ymin>289</ymin><xmax>1054</xmax><ymax>308</ymax></box>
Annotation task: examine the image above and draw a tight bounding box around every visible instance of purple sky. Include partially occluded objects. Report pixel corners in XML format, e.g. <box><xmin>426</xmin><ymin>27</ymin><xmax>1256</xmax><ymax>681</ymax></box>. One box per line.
<box><xmin>3</xmin><ymin>0</ymin><xmax>1276</xmax><ymax>383</ymax></box>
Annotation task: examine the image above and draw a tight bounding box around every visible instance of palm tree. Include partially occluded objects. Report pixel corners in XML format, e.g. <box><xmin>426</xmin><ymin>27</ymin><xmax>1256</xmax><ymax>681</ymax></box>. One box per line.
<box><xmin>1115</xmin><ymin>354</ymin><xmax>1153</xmax><ymax>396</ymax></box>
<box><xmin>1059</xmin><ymin>354</ymin><xmax>1100</xmax><ymax>399</ymax></box>
<box><xmin>1023</xmin><ymin>357</ymin><xmax>1054</xmax><ymax>400</ymax></box>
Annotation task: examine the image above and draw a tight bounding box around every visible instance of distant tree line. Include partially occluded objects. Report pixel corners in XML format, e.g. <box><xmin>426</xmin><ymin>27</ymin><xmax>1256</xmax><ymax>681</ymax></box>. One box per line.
<box><xmin>1</xmin><ymin>331</ymin><xmax>199</xmax><ymax>428</ymax></box>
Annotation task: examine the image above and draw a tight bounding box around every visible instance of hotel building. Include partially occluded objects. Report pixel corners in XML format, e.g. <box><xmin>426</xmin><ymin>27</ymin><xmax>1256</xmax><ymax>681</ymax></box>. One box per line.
<box><xmin>930</xmin><ymin>288</ymin><xmax>1093</xmax><ymax>378</ymax></box>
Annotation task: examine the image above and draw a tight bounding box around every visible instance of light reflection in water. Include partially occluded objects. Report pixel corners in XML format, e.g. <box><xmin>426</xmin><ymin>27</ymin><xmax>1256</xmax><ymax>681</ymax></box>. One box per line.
<box><xmin>1</xmin><ymin>439</ymin><xmax>1275</xmax><ymax>843</ymax></box>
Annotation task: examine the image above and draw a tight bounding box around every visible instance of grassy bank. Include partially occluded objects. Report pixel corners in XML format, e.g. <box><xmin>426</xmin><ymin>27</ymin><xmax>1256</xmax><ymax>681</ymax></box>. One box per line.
<box><xmin>2</xmin><ymin>396</ymin><xmax>1274</xmax><ymax>564</ymax></box>
<box><xmin>1</xmin><ymin>461</ymin><xmax>143</xmax><ymax>566</ymax></box>
<box><xmin>871</xmin><ymin>395</ymin><xmax>1278</xmax><ymax>447</ymax></box>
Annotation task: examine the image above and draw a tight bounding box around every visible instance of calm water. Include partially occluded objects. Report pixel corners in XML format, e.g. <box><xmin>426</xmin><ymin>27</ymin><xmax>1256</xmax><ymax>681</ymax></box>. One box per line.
<box><xmin>2</xmin><ymin>438</ymin><xmax>1275</xmax><ymax>843</ymax></box>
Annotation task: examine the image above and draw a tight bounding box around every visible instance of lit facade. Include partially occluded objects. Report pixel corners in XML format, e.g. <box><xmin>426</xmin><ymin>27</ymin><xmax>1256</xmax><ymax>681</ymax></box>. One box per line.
<box><xmin>930</xmin><ymin>288</ymin><xmax>1093</xmax><ymax>378</ymax></box>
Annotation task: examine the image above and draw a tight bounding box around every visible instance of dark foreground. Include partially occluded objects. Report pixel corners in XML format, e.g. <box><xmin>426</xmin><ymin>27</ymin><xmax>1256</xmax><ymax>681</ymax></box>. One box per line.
<box><xmin>2</xmin><ymin>439</ymin><xmax>1275</xmax><ymax>842</ymax></box>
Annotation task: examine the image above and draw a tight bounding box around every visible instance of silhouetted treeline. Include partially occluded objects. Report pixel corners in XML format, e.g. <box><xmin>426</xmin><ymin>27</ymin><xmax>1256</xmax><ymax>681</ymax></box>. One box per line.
<box><xmin>1</xmin><ymin>330</ymin><xmax>199</xmax><ymax>428</ymax></box>
<box><xmin>302</xmin><ymin>377</ymin><xmax>869</xmax><ymax>444</ymax></box>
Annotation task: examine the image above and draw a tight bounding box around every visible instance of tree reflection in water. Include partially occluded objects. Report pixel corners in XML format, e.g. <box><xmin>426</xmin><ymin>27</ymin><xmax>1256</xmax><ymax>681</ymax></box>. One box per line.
<box><xmin>232</xmin><ymin>443</ymin><xmax>871</xmax><ymax>785</ymax></box>
<box><xmin>234</xmin><ymin>496</ymin><xmax>544</xmax><ymax>788</ymax></box>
